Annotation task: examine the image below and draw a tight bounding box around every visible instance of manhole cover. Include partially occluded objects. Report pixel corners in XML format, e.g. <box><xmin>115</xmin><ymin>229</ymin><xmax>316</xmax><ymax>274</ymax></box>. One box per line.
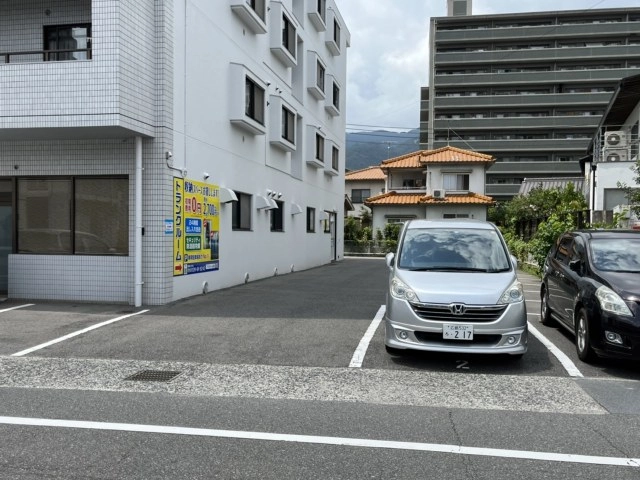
<box><xmin>124</xmin><ymin>370</ymin><xmax>182</xmax><ymax>382</ymax></box>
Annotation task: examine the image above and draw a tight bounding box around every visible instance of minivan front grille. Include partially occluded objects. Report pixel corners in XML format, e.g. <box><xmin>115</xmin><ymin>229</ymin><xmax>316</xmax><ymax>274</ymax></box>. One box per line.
<box><xmin>410</xmin><ymin>302</ymin><xmax>506</xmax><ymax>322</ymax></box>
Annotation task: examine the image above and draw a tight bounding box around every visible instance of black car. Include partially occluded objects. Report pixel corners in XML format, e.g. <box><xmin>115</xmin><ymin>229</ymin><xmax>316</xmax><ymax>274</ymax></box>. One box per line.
<box><xmin>540</xmin><ymin>230</ymin><xmax>640</xmax><ymax>362</ymax></box>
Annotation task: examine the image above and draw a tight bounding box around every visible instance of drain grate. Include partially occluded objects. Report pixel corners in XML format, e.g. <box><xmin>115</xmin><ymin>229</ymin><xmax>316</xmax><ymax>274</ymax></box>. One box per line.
<box><xmin>124</xmin><ymin>370</ymin><xmax>182</xmax><ymax>382</ymax></box>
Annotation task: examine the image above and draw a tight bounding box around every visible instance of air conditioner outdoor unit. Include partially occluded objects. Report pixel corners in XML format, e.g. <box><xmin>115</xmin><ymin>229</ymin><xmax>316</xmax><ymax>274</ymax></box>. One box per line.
<box><xmin>604</xmin><ymin>131</ymin><xmax>627</xmax><ymax>148</ymax></box>
<box><xmin>604</xmin><ymin>149</ymin><xmax>628</xmax><ymax>162</ymax></box>
<box><xmin>433</xmin><ymin>189</ymin><xmax>445</xmax><ymax>199</ymax></box>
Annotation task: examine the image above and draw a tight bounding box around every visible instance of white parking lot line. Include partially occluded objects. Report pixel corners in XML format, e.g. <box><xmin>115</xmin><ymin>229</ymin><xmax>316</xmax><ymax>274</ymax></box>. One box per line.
<box><xmin>0</xmin><ymin>416</ymin><xmax>637</xmax><ymax>468</ymax></box>
<box><xmin>527</xmin><ymin>320</ymin><xmax>583</xmax><ymax>378</ymax></box>
<box><xmin>10</xmin><ymin>310</ymin><xmax>149</xmax><ymax>357</ymax></box>
<box><xmin>349</xmin><ymin>305</ymin><xmax>385</xmax><ymax>368</ymax></box>
<box><xmin>0</xmin><ymin>303</ymin><xmax>35</xmax><ymax>313</ymax></box>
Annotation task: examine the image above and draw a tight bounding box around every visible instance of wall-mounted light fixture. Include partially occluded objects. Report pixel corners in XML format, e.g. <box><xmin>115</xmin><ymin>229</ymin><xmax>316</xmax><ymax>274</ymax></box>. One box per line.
<box><xmin>203</xmin><ymin>172</ymin><xmax>210</xmax><ymax>180</ymax></box>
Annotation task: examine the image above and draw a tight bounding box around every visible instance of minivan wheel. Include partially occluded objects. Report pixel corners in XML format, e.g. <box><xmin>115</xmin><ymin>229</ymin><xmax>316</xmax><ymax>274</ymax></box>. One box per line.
<box><xmin>540</xmin><ymin>287</ymin><xmax>554</xmax><ymax>326</ymax></box>
<box><xmin>575</xmin><ymin>308</ymin><xmax>596</xmax><ymax>363</ymax></box>
<box><xmin>385</xmin><ymin>345</ymin><xmax>405</xmax><ymax>356</ymax></box>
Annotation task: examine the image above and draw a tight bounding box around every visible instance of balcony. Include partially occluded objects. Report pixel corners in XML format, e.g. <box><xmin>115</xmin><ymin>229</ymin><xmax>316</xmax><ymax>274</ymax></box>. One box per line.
<box><xmin>435</xmin><ymin>22</ymin><xmax>640</xmax><ymax>44</ymax></box>
<box><xmin>433</xmin><ymin>92</ymin><xmax>612</xmax><ymax>109</ymax></box>
<box><xmin>434</xmin><ymin>68</ymin><xmax>638</xmax><ymax>87</ymax></box>
<box><xmin>0</xmin><ymin>0</ymin><xmax>159</xmax><ymax>140</ymax></box>
<box><xmin>435</xmin><ymin>45</ymin><xmax>640</xmax><ymax>66</ymax></box>
<box><xmin>433</xmin><ymin>115</ymin><xmax>601</xmax><ymax>130</ymax></box>
<box><xmin>433</xmin><ymin>138</ymin><xmax>589</xmax><ymax>152</ymax></box>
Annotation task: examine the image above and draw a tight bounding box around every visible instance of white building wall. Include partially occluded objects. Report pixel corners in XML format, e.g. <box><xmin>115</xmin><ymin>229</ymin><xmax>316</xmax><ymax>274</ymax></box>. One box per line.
<box><xmin>170</xmin><ymin>0</ymin><xmax>349</xmax><ymax>301</ymax></box>
<box><xmin>2</xmin><ymin>0</ymin><xmax>349</xmax><ymax>305</ymax></box>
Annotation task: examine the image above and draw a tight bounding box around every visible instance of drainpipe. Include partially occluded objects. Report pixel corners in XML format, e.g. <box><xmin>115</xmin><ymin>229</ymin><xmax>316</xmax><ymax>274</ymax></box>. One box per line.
<box><xmin>135</xmin><ymin>136</ymin><xmax>143</xmax><ymax>307</ymax></box>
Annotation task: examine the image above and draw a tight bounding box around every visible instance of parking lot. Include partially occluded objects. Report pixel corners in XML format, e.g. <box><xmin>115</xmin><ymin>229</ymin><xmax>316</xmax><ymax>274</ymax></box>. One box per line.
<box><xmin>0</xmin><ymin>257</ymin><xmax>638</xmax><ymax>380</ymax></box>
<box><xmin>1</xmin><ymin>257</ymin><xmax>639</xmax><ymax>479</ymax></box>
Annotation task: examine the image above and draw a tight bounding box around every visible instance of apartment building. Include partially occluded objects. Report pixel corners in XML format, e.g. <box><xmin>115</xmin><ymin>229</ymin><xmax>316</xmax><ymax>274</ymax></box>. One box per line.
<box><xmin>0</xmin><ymin>0</ymin><xmax>350</xmax><ymax>305</ymax></box>
<box><xmin>422</xmin><ymin>3</ymin><xmax>640</xmax><ymax>199</ymax></box>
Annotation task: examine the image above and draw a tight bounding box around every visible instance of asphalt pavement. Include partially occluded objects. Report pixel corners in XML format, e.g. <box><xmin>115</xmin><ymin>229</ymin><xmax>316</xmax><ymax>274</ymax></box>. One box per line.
<box><xmin>0</xmin><ymin>257</ymin><xmax>639</xmax><ymax>479</ymax></box>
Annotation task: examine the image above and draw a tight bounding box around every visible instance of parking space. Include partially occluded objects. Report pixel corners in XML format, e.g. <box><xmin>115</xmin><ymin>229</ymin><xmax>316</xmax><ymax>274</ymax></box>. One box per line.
<box><xmin>0</xmin><ymin>258</ymin><xmax>637</xmax><ymax>380</ymax></box>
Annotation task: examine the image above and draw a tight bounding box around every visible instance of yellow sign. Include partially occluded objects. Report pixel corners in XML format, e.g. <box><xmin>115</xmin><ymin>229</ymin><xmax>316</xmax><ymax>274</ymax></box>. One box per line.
<box><xmin>173</xmin><ymin>177</ymin><xmax>220</xmax><ymax>276</ymax></box>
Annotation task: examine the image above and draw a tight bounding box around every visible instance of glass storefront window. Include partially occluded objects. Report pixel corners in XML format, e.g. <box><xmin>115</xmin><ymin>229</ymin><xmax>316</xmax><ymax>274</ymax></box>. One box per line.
<box><xmin>17</xmin><ymin>177</ymin><xmax>128</xmax><ymax>255</ymax></box>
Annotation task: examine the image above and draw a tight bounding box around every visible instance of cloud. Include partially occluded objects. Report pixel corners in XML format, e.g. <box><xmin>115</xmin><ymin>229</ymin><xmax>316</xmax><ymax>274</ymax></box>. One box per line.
<box><xmin>338</xmin><ymin>0</ymin><xmax>640</xmax><ymax>131</ymax></box>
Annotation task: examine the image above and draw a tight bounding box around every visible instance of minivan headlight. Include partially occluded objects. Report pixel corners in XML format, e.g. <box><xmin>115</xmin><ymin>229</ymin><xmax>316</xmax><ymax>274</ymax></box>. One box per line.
<box><xmin>596</xmin><ymin>286</ymin><xmax>632</xmax><ymax>316</ymax></box>
<box><xmin>391</xmin><ymin>277</ymin><xmax>417</xmax><ymax>302</ymax></box>
<box><xmin>499</xmin><ymin>280</ymin><xmax>524</xmax><ymax>304</ymax></box>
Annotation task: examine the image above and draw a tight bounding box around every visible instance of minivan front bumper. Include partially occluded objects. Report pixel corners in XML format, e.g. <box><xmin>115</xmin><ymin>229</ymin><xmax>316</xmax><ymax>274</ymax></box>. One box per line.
<box><xmin>384</xmin><ymin>298</ymin><xmax>528</xmax><ymax>355</ymax></box>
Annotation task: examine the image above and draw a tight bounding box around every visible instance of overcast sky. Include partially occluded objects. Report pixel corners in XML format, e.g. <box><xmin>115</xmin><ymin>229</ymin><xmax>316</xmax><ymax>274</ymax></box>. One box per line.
<box><xmin>338</xmin><ymin>0</ymin><xmax>640</xmax><ymax>133</ymax></box>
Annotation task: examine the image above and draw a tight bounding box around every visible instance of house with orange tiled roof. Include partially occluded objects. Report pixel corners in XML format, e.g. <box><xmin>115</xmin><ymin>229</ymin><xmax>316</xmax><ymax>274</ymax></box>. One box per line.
<box><xmin>363</xmin><ymin>146</ymin><xmax>495</xmax><ymax>234</ymax></box>
<box><xmin>345</xmin><ymin>165</ymin><xmax>386</xmax><ymax>218</ymax></box>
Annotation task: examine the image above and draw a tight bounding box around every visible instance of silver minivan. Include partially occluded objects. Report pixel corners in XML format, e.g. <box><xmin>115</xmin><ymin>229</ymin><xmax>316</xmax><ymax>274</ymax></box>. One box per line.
<box><xmin>385</xmin><ymin>219</ymin><xmax>527</xmax><ymax>357</ymax></box>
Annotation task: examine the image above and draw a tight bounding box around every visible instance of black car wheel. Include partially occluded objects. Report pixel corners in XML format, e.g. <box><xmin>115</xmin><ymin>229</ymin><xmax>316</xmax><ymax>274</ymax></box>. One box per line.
<box><xmin>575</xmin><ymin>308</ymin><xmax>596</xmax><ymax>363</ymax></box>
<box><xmin>540</xmin><ymin>286</ymin><xmax>554</xmax><ymax>326</ymax></box>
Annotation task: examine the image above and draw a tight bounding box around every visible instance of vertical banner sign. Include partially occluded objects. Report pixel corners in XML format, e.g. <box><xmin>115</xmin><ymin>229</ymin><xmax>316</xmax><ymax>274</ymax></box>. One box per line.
<box><xmin>173</xmin><ymin>177</ymin><xmax>220</xmax><ymax>276</ymax></box>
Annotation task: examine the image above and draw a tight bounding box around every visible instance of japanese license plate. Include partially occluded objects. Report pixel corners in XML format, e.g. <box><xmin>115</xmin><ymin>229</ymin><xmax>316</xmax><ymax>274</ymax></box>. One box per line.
<box><xmin>443</xmin><ymin>324</ymin><xmax>473</xmax><ymax>340</ymax></box>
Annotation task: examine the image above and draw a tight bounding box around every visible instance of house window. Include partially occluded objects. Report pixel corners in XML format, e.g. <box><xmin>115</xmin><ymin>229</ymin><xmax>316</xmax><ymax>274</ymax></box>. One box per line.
<box><xmin>316</xmin><ymin>60</ymin><xmax>325</xmax><ymax>92</ymax></box>
<box><xmin>331</xmin><ymin>146</ymin><xmax>339</xmax><ymax>170</ymax></box>
<box><xmin>17</xmin><ymin>177</ymin><xmax>128</xmax><ymax>255</ymax></box>
<box><xmin>443</xmin><ymin>213</ymin><xmax>470</xmax><ymax>219</ymax></box>
<box><xmin>282</xmin><ymin>14</ymin><xmax>296</xmax><ymax>59</ymax></box>
<box><xmin>245</xmin><ymin>77</ymin><xmax>265</xmax><ymax>125</ymax></box>
<box><xmin>282</xmin><ymin>106</ymin><xmax>295</xmax><ymax>143</ymax></box>
<box><xmin>307</xmin><ymin>207</ymin><xmax>316</xmax><ymax>232</ymax></box>
<box><xmin>44</xmin><ymin>24</ymin><xmax>91</xmax><ymax>61</ymax></box>
<box><xmin>250</xmin><ymin>0</ymin><xmax>266</xmax><ymax>22</ymax></box>
<box><xmin>317</xmin><ymin>0</ymin><xmax>326</xmax><ymax>21</ymax></box>
<box><xmin>333</xmin><ymin>19</ymin><xmax>341</xmax><ymax>47</ymax></box>
<box><xmin>232</xmin><ymin>192</ymin><xmax>252</xmax><ymax>230</ymax></box>
<box><xmin>443</xmin><ymin>173</ymin><xmax>470</xmax><ymax>191</ymax></box>
<box><xmin>323</xmin><ymin>212</ymin><xmax>332</xmax><ymax>233</ymax></box>
<box><xmin>332</xmin><ymin>81</ymin><xmax>340</xmax><ymax>110</ymax></box>
<box><xmin>315</xmin><ymin>134</ymin><xmax>325</xmax><ymax>162</ymax></box>
<box><xmin>351</xmin><ymin>189</ymin><xmax>370</xmax><ymax>203</ymax></box>
<box><xmin>270</xmin><ymin>200</ymin><xmax>284</xmax><ymax>232</ymax></box>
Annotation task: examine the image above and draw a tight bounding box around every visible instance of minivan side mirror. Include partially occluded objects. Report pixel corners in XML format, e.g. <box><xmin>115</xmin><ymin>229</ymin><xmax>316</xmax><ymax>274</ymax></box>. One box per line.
<box><xmin>511</xmin><ymin>255</ymin><xmax>518</xmax><ymax>269</ymax></box>
<box><xmin>385</xmin><ymin>252</ymin><xmax>395</xmax><ymax>269</ymax></box>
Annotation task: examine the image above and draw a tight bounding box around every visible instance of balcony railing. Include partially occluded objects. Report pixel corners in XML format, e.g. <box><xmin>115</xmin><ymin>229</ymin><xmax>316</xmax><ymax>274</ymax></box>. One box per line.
<box><xmin>2</xmin><ymin>48</ymin><xmax>92</xmax><ymax>64</ymax></box>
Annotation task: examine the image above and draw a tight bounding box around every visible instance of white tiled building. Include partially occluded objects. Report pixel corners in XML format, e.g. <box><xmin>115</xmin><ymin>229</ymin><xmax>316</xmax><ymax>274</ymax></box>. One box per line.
<box><xmin>0</xmin><ymin>0</ymin><xmax>350</xmax><ymax>305</ymax></box>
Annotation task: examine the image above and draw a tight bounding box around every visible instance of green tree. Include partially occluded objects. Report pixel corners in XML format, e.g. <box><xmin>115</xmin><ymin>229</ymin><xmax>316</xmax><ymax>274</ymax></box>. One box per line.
<box><xmin>496</xmin><ymin>184</ymin><xmax>588</xmax><ymax>273</ymax></box>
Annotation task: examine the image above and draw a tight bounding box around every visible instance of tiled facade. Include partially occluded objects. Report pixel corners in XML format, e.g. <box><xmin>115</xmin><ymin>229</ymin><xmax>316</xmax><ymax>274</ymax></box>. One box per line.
<box><xmin>0</xmin><ymin>0</ymin><xmax>349</xmax><ymax>305</ymax></box>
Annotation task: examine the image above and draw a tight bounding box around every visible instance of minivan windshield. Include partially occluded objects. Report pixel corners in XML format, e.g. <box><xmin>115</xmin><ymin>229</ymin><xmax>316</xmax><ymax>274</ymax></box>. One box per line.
<box><xmin>398</xmin><ymin>227</ymin><xmax>511</xmax><ymax>272</ymax></box>
<box><xmin>589</xmin><ymin>238</ymin><xmax>640</xmax><ymax>272</ymax></box>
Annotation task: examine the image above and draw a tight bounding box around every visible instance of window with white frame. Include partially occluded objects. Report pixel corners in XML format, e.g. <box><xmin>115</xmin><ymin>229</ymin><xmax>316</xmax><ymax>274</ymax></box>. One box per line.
<box><xmin>307</xmin><ymin>52</ymin><xmax>326</xmax><ymax>100</ymax></box>
<box><xmin>245</xmin><ymin>76</ymin><xmax>265</xmax><ymax>125</ymax></box>
<box><xmin>332</xmin><ymin>81</ymin><xmax>340</xmax><ymax>110</ymax></box>
<box><xmin>331</xmin><ymin>146</ymin><xmax>339</xmax><ymax>170</ymax></box>
<box><xmin>306</xmin><ymin>207</ymin><xmax>316</xmax><ymax>232</ymax></box>
<box><xmin>230</xmin><ymin>0</ymin><xmax>267</xmax><ymax>34</ymax></box>
<box><xmin>443</xmin><ymin>173</ymin><xmax>470</xmax><ymax>191</ymax></box>
<box><xmin>333</xmin><ymin>19</ymin><xmax>341</xmax><ymax>47</ymax></box>
<box><xmin>250</xmin><ymin>0</ymin><xmax>266</xmax><ymax>21</ymax></box>
<box><xmin>315</xmin><ymin>133</ymin><xmax>325</xmax><ymax>163</ymax></box>
<box><xmin>317</xmin><ymin>60</ymin><xmax>325</xmax><ymax>92</ymax></box>
<box><xmin>232</xmin><ymin>192</ymin><xmax>252</xmax><ymax>230</ymax></box>
<box><xmin>282</xmin><ymin>106</ymin><xmax>295</xmax><ymax>143</ymax></box>
<box><xmin>282</xmin><ymin>13</ymin><xmax>296</xmax><ymax>59</ymax></box>
<box><xmin>270</xmin><ymin>3</ymin><xmax>297</xmax><ymax>67</ymax></box>
<box><xmin>443</xmin><ymin>213</ymin><xmax>470</xmax><ymax>219</ymax></box>
<box><xmin>270</xmin><ymin>200</ymin><xmax>284</xmax><ymax>232</ymax></box>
